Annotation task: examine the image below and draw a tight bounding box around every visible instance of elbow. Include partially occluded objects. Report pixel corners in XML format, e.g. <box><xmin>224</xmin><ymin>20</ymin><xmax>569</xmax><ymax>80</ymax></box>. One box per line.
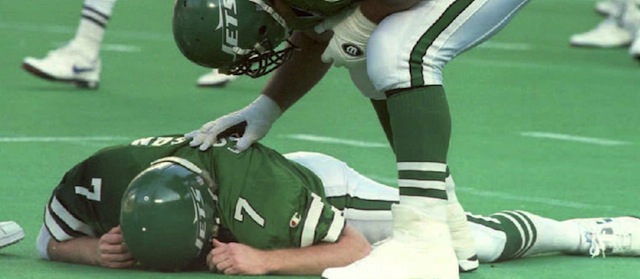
<box><xmin>345</xmin><ymin>231</ymin><xmax>373</xmax><ymax>263</ymax></box>
<box><xmin>354</xmin><ymin>240</ymin><xmax>372</xmax><ymax>261</ymax></box>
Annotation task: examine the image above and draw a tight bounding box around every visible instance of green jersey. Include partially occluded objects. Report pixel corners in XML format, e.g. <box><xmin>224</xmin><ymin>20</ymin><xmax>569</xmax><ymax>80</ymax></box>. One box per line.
<box><xmin>280</xmin><ymin>0</ymin><xmax>357</xmax><ymax>30</ymax></box>
<box><xmin>44</xmin><ymin>135</ymin><xmax>345</xmax><ymax>250</ymax></box>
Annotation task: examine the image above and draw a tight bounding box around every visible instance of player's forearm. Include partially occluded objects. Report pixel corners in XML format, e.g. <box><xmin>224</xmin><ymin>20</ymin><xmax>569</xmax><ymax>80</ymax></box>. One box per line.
<box><xmin>264</xmin><ymin>226</ymin><xmax>371</xmax><ymax>275</ymax></box>
<box><xmin>360</xmin><ymin>0</ymin><xmax>422</xmax><ymax>23</ymax></box>
<box><xmin>262</xmin><ymin>31</ymin><xmax>331</xmax><ymax>111</ymax></box>
<box><xmin>47</xmin><ymin>237</ymin><xmax>99</xmax><ymax>266</ymax></box>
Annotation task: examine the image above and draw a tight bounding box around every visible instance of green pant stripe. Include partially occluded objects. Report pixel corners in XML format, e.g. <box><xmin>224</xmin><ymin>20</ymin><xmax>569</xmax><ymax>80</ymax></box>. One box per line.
<box><xmin>399</xmin><ymin>187</ymin><xmax>447</xmax><ymax>199</ymax></box>
<box><xmin>512</xmin><ymin>211</ymin><xmax>537</xmax><ymax>258</ymax></box>
<box><xmin>409</xmin><ymin>0</ymin><xmax>475</xmax><ymax>87</ymax></box>
<box><xmin>326</xmin><ymin>196</ymin><xmax>396</xmax><ymax>211</ymax></box>
<box><xmin>494</xmin><ymin>211</ymin><xmax>536</xmax><ymax>261</ymax></box>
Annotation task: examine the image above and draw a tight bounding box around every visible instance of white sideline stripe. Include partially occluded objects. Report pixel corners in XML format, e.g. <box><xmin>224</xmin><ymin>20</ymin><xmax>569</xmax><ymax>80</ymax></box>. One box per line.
<box><xmin>281</xmin><ymin>134</ymin><xmax>388</xmax><ymax>148</ymax></box>
<box><xmin>0</xmin><ymin>136</ymin><xmax>130</xmax><ymax>143</ymax></box>
<box><xmin>365</xmin><ymin>174</ymin><xmax>621</xmax><ymax>212</ymax></box>
<box><xmin>479</xmin><ymin>41</ymin><xmax>532</xmax><ymax>51</ymax></box>
<box><xmin>520</xmin><ymin>132</ymin><xmax>632</xmax><ymax>146</ymax></box>
<box><xmin>1</xmin><ymin>22</ymin><xmax>170</xmax><ymax>41</ymax></box>
<box><xmin>457</xmin><ymin>57</ymin><xmax>638</xmax><ymax>77</ymax></box>
<box><xmin>102</xmin><ymin>44</ymin><xmax>141</xmax><ymax>52</ymax></box>
<box><xmin>51</xmin><ymin>42</ymin><xmax>141</xmax><ymax>53</ymax></box>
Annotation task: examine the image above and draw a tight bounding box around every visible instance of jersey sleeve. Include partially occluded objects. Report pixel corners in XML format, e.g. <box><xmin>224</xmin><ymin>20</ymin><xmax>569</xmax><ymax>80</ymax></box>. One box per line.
<box><xmin>296</xmin><ymin>192</ymin><xmax>345</xmax><ymax>247</ymax></box>
<box><xmin>44</xmin><ymin>160</ymin><xmax>99</xmax><ymax>242</ymax></box>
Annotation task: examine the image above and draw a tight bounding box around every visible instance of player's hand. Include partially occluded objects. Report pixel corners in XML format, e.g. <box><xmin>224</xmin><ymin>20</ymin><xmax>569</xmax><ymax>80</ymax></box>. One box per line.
<box><xmin>207</xmin><ymin>239</ymin><xmax>270</xmax><ymax>275</ymax></box>
<box><xmin>317</xmin><ymin>6</ymin><xmax>377</xmax><ymax>68</ymax></box>
<box><xmin>185</xmin><ymin>95</ymin><xmax>282</xmax><ymax>151</ymax></box>
<box><xmin>96</xmin><ymin>226</ymin><xmax>136</xmax><ymax>268</ymax></box>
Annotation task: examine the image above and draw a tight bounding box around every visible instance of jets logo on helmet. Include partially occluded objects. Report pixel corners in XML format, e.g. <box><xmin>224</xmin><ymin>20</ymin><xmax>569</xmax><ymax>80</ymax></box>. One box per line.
<box><xmin>190</xmin><ymin>187</ymin><xmax>209</xmax><ymax>250</ymax></box>
<box><xmin>221</xmin><ymin>0</ymin><xmax>239</xmax><ymax>57</ymax></box>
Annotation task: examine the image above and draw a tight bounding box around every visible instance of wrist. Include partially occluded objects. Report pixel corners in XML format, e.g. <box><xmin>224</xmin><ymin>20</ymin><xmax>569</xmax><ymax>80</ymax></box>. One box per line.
<box><xmin>260</xmin><ymin>249</ymin><xmax>282</xmax><ymax>274</ymax></box>
<box><xmin>252</xmin><ymin>94</ymin><xmax>283</xmax><ymax>122</ymax></box>
<box><xmin>352</xmin><ymin>7</ymin><xmax>377</xmax><ymax>34</ymax></box>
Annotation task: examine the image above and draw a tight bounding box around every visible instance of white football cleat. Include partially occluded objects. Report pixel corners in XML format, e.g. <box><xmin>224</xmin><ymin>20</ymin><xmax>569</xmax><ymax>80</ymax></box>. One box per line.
<box><xmin>196</xmin><ymin>69</ymin><xmax>238</xmax><ymax>87</ymax></box>
<box><xmin>621</xmin><ymin>0</ymin><xmax>640</xmax><ymax>34</ymax></box>
<box><xmin>447</xmin><ymin>202</ymin><xmax>478</xmax><ymax>272</ymax></box>
<box><xmin>0</xmin><ymin>221</ymin><xmax>25</xmax><ymax>249</ymax></box>
<box><xmin>321</xmin><ymin>205</ymin><xmax>459</xmax><ymax>279</ymax></box>
<box><xmin>630</xmin><ymin>31</ymin><xmax>640</xmax><ymax>61</ymax></box>
<box><xmin>566</xmin><ymin>216</ymin><xmax>640</xmax><ymax>257</ymax></box>
<box><xmin>570</xmin><ymin>18</ymin><xmax>633</xmax><ymax>48</ymax></box>
<box><xmin>22</xmin><ymin>44</ymin><xmax>101</xmax><ymax>89</ymax></box>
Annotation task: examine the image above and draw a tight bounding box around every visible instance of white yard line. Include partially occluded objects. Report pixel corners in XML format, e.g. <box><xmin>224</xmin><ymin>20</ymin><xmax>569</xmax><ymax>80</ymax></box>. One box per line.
<box><xmin>365</xmin><ymin>174</ymin><xmax>621</xmax><ymax>212</ymax></box>
<box><xmin>280</xmin><ymin>134</ymin><xmax>388</xmax><ymax>148</ymax></box>
<box><xmin>99</xmin><ymin>44</ymin><xmax>142</xmax><ymax>52</ymax></box>
<box><xmin>520</xmin><ymin>131</ymin><xmax>632</xmax><ymax>146</ymax></box>
<box><xmin>478</xmin><ymin>41</ymin><xmax>533</xmax><ymax>51</ymax></box>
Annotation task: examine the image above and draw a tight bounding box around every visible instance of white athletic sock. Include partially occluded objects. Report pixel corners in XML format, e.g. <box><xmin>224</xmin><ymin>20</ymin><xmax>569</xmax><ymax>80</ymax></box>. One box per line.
<box><xmin>69</xmin><ymin>0</ymin><xmax>117</xmax><ymax>59</ymax></box>
<box><xmin>519</xmin><ymin>212</ymin><xmax>582</xmax><ymax>257</ymax></box>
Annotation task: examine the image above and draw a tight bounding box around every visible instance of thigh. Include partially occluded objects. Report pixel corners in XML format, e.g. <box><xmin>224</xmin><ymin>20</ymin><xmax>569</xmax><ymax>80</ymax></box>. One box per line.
<box><xmin>284</xmin><ymin>151</ymin><xmax>399</xmax><ymax>243</ymax></box>
<box><xmin>367</xmin><ymin>0</ymin><xmax>530</xmax><ymax>91</ymax></box>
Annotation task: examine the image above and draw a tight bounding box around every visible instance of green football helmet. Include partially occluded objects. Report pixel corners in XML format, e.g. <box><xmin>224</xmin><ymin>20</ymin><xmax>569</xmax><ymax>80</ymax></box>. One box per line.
<box><xmin>173</xmin><ymin>0</ymin><xmax>294</xmax><ymax>77</ymax></box>
<box><xmin>120</xmin><ymin>157</ymin><xmax>218</xmax><ymax>271</ymax></box>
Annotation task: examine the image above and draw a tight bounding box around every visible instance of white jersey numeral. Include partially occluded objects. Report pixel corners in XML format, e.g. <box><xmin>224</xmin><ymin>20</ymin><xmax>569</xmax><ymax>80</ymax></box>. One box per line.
<box><xmin>234</xmin><ymin>197</ymin><xmax>265</xmax><ymax>227</ymax></box>
<box><xmin>74</xmin><ymin>178</ymin><xmax>102</xmax><ymax>201</ymax></box>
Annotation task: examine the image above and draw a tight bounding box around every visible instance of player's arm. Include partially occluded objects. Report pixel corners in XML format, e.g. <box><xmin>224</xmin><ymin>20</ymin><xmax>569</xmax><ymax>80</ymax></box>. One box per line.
<box><xmin>184</xmin><ymin>27</ymin><xmax>331</xmax><ymax>151</ymax></box>
<box><xmin>318</xmin><ymin>0</ymin><xmax>421</xmax><ymax>67</ymax></box>
<box><xmin>261</xmin><ymin>29</ymin><xmax>332</xmax><ymax>111</ymax></box>
<box><xmin>208</xmin><ymin>224</ymin><xmax>371</xmax><ymax>275</ymax></box>
<box><xmin>43</xmin><ymin>226</ymin><xmax>136</xmax><ymax>268</ymax></box>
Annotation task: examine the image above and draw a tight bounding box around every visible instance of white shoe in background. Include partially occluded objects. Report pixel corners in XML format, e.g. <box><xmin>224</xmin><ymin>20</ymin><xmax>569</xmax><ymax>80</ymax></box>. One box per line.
<box><xmin>570</xmin><ymin>18</ymin><xmax>633</xmax><ymax>48</ymax></box>
<box><xmin>22</xmin><ymin>44</ymin><xmax>101</xmax><ymax>89</ymax></box>
<box><xmin>0</xmin><ymin>221</ymin><xmax>25</xmax><ymax>249</ymax></box>
<box><xmin>629</xmin><ymin>31</ymin><xmax>640</xmax><ymax>61</ymax></box>
<box><xmin>196</xmin><ymin>69</ymin><xmax>238</xmax><ymax>87</ymax></box>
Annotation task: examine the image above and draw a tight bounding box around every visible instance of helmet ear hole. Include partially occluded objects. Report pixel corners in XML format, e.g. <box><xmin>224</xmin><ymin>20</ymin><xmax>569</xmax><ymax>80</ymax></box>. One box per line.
<box><xmin>258</xmin><ymin>25</ymin><xmax>267</xmax><ymax>35</ymax></box>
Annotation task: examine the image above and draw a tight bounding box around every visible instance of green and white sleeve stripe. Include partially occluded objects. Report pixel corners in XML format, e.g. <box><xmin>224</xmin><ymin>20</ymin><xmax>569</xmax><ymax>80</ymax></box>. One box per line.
<box><xmin>300</xmin><ymin>193</ymin><xmax>345</xmax><ymax>247</ymax></box>
<box><xmin>45</xmin><ymin>196</ymin><xmax>95</xmax><ymax>241</ymax></box>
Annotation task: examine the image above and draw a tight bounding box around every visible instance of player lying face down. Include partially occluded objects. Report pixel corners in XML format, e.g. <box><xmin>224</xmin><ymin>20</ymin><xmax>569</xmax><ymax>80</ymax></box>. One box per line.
<box><xmin>37</xmin><ymin>135</ymin><xmax>371</xmax><ymax>274</ymax></box>
<box><xmin>37</xmin><ymin>135</ymin><xmax>640</xmax><ymax>275</ymax></box>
